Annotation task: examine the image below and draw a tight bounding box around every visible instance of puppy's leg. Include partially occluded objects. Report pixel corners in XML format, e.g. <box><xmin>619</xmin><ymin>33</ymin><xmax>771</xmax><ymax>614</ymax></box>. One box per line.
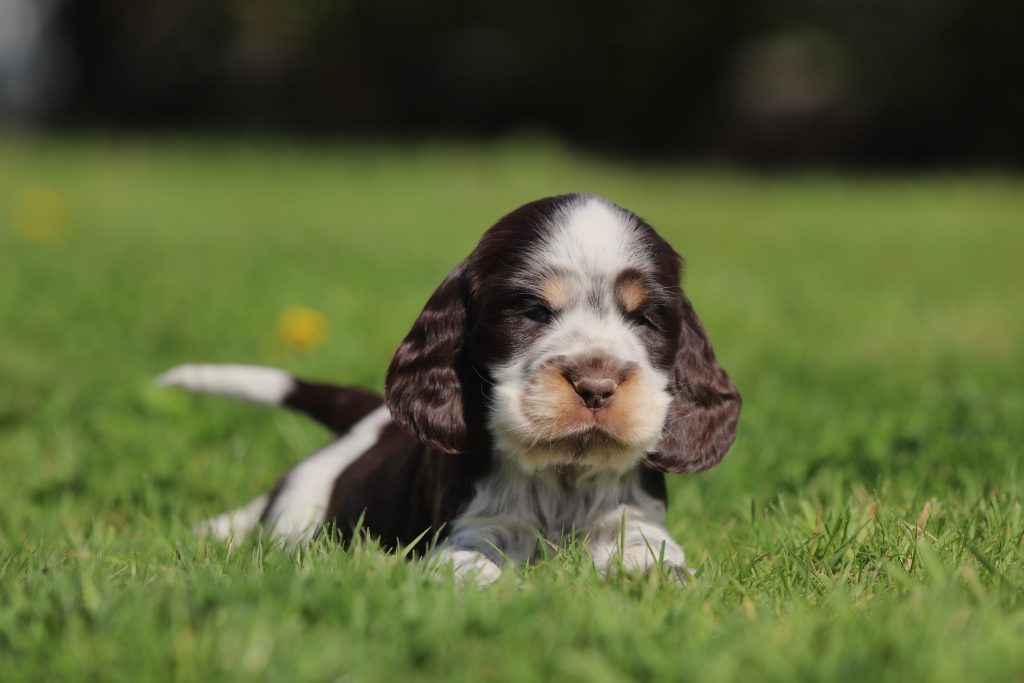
<box><xmin>589</xmin><ymin>503</ymin><xmax>689</xmax><ymax>578</ymax></box>
<box><xmin>430</xmin><ymin>516</ymin><xmax>538</xmax><ymax>586</ymax></box>
<box><xmin>430</xmin><ymin>548</ymin><xmax>504</xmax><ymax>586</ymax></box>
<box><xmin>194</xmin><ymin>405</ymin><xmax>391</xmax><ymax>546</ymax></box>
<box><xmin>160</xmin><ymin>364</ymin><xmax>388</xmax><ymax>545</ymax></box>
<box><xmin>261</xmin><ymin>405</ymin><xmax>392</xmax><ymax>545</ymax></box>
<box><xmin>194</xmin><ymin>494</ymin><xmax>269</xmax><ymax>540</ymax></box>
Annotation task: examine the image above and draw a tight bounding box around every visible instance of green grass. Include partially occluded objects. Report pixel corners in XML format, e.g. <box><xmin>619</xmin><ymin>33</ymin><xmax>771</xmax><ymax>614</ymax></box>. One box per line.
<box><xmin>1</xmin><ymin>134</ymin><xmax>1023</xmax><ymax>682</ymax></box>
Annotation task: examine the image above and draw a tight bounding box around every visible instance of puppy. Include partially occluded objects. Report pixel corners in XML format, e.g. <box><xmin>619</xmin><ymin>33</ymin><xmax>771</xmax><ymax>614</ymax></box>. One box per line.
<box><xmin>160</xmin><ymin>194</ymin><xmax>741</xmax><ymax>584</ymax></box>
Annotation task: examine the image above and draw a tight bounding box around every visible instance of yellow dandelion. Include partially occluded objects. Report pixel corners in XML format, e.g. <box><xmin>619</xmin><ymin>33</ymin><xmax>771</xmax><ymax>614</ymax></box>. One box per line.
<box><xmin>276</xmin><ymin>306</ymin><xmax>329</xmax><ymax>350</ymax></box>
<box><xmin>12</xmin><ymin>186</ymin><xmax>71</xmax><ymax>242</ymax></box>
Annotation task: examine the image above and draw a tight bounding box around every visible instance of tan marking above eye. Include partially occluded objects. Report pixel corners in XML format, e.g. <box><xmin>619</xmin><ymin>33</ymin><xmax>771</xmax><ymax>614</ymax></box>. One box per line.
<box><xmin>540</xmin><ymin>275</ymin><xmax>572</xmax><ymax>310</ymax></box>
<box><xmin>616</xmin><ymin>277</ymin><xmax>647</xmax><ymax>313</ymax></box>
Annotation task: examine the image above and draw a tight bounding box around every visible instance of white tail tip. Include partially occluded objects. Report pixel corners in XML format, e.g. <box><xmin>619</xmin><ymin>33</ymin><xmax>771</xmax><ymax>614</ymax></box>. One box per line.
<box><xmin>158</xmin><ymin>363</ymin><xmax>295</xmax><ymax>406</ymax></box>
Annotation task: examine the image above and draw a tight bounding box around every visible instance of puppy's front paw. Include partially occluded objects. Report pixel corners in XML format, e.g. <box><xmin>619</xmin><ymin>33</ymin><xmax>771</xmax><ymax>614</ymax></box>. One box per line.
<box><xmin>431</xmin><ymin>549</ymin><xmax>503</xmax><ymax>587</ymax></box>
<box><xmin>599</xmin><ymin>540</ymin><xmax>695</xmax><ymax>583</ymax></box>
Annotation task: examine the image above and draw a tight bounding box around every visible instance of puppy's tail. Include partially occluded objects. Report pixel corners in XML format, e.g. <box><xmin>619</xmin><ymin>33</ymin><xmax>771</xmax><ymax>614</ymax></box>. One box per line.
<box><xmin>157</xmin><ymin>363</ymin><xmax>383</xmax><ymax>435</ymax></box>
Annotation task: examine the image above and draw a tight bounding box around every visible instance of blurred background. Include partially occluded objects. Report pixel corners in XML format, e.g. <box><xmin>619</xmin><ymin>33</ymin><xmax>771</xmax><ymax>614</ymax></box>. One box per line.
<box><xmin>2</xmin><ymin>0</ymin><xmax>1023</xmax><ymax>166</ymax></box>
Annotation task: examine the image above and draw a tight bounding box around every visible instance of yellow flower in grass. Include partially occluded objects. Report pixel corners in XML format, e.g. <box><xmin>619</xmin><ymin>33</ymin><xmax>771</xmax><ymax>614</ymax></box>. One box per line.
<box><xmin>12</xmin><ymin>186</ymin><xmax>71</xmax><ymax>242</ymax></box>
<box><xmin>276</xmin><ymin>306</ymin><xmax>329</xmax><ymax>350</ymax></box>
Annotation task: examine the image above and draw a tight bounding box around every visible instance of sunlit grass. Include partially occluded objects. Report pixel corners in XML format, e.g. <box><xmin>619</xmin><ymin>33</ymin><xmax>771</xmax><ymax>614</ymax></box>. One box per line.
<box><xmin>1</xmin><ymin>134</ymin><xmax>1022</xmax><ymax>682</ymax></box>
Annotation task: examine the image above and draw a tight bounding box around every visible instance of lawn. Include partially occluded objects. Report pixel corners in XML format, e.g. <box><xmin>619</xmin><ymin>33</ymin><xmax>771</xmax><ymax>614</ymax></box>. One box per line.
<box><xmin>1</xmin><ymin>135</ymin><xmax>1023</xmax><ymax>682</ymax></box>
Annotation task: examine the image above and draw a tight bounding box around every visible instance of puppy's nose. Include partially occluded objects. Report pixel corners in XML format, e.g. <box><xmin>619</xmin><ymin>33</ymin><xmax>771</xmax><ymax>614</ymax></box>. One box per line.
<box><xmin>550</xmin><ymin>354</ymin><xmax>637</xmax><ymax>411</ymax></box>
<box><xmin>571</xmin><ymin>376</ymin><xmax>618</xmax><ymax>410</ymax></box>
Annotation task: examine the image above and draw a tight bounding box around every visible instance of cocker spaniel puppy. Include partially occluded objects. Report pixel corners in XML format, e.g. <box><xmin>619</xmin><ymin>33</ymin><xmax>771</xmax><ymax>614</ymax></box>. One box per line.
<box><xmin>160</xmin><ymin>194</ymin><xmax>741</xmax><ymax>584</ymax></box>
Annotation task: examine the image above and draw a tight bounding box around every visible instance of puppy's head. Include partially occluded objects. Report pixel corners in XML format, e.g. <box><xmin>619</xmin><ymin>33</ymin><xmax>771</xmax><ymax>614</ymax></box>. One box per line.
<box><xmin>386</xmin><ymin>194</ymin><xmax>740</xmax><ymax>473</ymax></box>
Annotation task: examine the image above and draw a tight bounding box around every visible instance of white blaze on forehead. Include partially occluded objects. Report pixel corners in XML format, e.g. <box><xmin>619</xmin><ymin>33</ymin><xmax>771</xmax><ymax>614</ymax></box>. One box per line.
<box><xmin>538</xmin><ymin>197</ymin><xmax>644</xmax><ymax>276</ymax></box>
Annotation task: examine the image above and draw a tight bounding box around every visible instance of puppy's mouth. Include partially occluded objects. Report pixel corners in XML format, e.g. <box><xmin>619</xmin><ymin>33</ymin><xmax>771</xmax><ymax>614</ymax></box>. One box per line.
<box><xmin>533</xmin><ymin>425</ymin><xmax>626</xmax><ymax>459</ymax></box>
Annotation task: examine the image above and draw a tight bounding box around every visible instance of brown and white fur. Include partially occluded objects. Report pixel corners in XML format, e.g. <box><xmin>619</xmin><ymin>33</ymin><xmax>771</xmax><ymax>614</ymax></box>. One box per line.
<box><xmin>159</xmin><ymin>194</ymin><xmax>741</xmax><ymax>584</ymax></box>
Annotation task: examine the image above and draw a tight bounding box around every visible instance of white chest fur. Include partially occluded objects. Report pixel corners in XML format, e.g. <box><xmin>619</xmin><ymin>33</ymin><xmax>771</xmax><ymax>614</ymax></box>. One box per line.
<box><xmin>435</xmin><ymin>459</ymin><xmax>688</xmax><ymax>584</ymax></box>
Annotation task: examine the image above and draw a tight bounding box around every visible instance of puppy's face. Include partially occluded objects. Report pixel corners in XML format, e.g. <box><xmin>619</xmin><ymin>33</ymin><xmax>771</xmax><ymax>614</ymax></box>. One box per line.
<box><xmin>387</xmin><ymin>194</ymin><xmax>740</xmax><ymax>475</ymax></box>
<box><xmin>468</xmin><ymin>199</ymin><xmax>682</xmax><ymax>471</ymax></box>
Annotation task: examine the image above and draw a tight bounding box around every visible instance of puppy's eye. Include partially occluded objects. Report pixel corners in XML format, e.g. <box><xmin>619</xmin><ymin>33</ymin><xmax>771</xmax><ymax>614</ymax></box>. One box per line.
<box><xmin>524</xmin><ymin>305</ymin><xmax>553</xmax><ymax>324</ymax></box>
<box><xmin>630</xmin><ymin>312</ymin><xmax>659</xmax><ymax>331</ymax></box>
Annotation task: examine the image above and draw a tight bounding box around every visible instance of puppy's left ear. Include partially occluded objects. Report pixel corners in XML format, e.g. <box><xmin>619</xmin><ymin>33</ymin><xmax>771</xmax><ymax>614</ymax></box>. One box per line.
<box><xmin>385</xmin><ymin>260</ymin><xmax>482</xmax><ymax>454</ymax></box>
<box><xmin>645</xmin><ymin>293</ymin><xmax>741</xmax><ymax>473</ymax></box>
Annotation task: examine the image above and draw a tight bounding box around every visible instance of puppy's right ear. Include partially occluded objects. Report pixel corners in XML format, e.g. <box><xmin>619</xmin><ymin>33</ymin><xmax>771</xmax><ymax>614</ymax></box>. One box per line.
<box><xmin>385</xmin><ymin>260</ymin><xmax>480</xmax><ymax>454</ymax></box>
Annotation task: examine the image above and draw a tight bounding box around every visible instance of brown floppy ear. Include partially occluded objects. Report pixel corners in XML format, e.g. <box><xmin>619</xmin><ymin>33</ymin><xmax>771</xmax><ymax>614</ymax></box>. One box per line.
<box><xmin>385</xmin><ymin>260</ymin><xmax>483</xmax><ymax>454</ymax></box>
<box><xmin>645</xmin><ymin>293</ymin><xmax>741</xmax><ymax>473</ymax></box>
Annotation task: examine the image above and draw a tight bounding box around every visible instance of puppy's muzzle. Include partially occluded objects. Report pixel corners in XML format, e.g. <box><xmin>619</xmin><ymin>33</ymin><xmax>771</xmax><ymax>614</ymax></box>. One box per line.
<box><xmin>549</xmin><ymin>355</ymin><xmax>638</xmax><ymax>411</ymax></box>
